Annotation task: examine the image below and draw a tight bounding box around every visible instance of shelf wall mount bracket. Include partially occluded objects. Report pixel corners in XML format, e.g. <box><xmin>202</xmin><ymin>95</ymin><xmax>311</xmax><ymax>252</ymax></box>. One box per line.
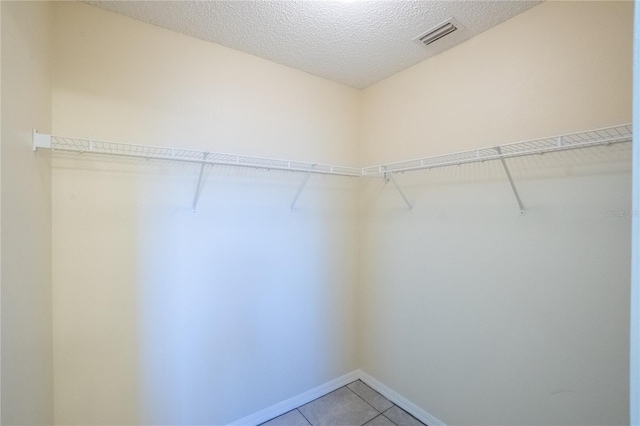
<box><xmin>384</xmin><ymin>167</ymin><xmax>414</xmax><ymax>212</ymax></box>
<box><xmin>290</xmin><ymin>164</ymin><xmax>316</xmax><ymax>213</ymax></box>
<box><xmin>495</xmin><ymin>146</ymin><xmax>526</xmax><ymax>216</ymax></box>
<box><xmin>192</xmin><ymin>152</ymin><xmax>210</xmax><ymax>213</ymax></box>
<box><xmin>33</xmin><ymin>129</ymin><xmax>51</xmax><ymax>151</ymax></box>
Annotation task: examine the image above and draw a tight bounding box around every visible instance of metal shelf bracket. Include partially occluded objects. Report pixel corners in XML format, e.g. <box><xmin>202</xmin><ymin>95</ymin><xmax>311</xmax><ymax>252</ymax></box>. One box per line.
<box><xmin>192</xmin><ymin>152</ymin><xmax>209</xmax><ymax>213</ymax></box>
<box><xmin>290</xmin><ymin>165</ymin><xmax>316</xmax><ymax>213</ymax></box>
<box><xmin>495</xmin><ymin>146</ymin><xmax>526</xmax><ymax>215</ymax></box>
<box><xmin>384</xmin><ymin>167</ymin><xmax>413</xmax><ymax>212</ymax></box>
<box><xmin>32</xmin><ymin>129</ymin><xmax>51</xmax><ymax>151</ymax></box>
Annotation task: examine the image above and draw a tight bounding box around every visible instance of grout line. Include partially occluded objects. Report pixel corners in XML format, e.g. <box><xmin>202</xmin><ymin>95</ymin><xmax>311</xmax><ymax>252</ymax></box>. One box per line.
<box><xmin>296</xmin><ymin>384</ymin><xmax>350</xmax><ymax>411</ymax></box>
<box><xmin>344</xmin><ymin>383</ymin><xmax>385</xmax><ymax>420</ymax></box>
<box><xmin>257</xmin><ymin>408</ymin><xmax>297</xmax><ymax>426</ymax></box>
<box><xmin>294</xmin><ymin>382</ymin><xmax>382</xmax><ymax>426</ymax></box>
<box><xmin>347</xmin><ymin>380</ymin><xmax>394</xmax><ymax>415</ymax></box>
<box><xmin>261</xmin><ymin>379</ymin><xmax>424</xmax><ymax>426</ymax></box>
<box><xmin>363</xmin><ymin>413</ymin><xmax>398</xmax><ymax>426</ymax></box>
<box><xmin>296</xmin><ymin>408</ymin><xmax>313</xmax><ymax>426</ymax></box>
<box><xmin>383</xmin><ymin>404</ymin><xmax>427</xmax><ymax>426</ymax></box>
<box><xmin>381</xmin><ymin>406</ymin><xmax>396</xmax><ymax>421</ymax></box>
<box><xmin>382</xmin><ymin>414</ymin><xmax>398</xmax><ymax>426</ymax></box>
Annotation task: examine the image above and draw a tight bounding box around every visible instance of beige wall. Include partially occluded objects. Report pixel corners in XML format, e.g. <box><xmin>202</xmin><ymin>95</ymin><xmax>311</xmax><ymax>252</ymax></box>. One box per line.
<box><xmin>631</xmin><ymin>1</ymin><xmax>640</xmax><ymax>423</ymax></box>
<box><xmin>17</xmin><ymin>1</ymin><xmax>632</xmax><ymax>425</ymax></box>
<box><xmin>1</xmin><ymin>1</ymin><xmax>54</xmax><ymax>425</ymax></box>
<box><xmin>359</xmin><ymin>2</ymin><xmax>633</xmax><ymax>425</ymax></box>
<box><xmin>52</xmin><ymin>3</ymin><xmax>358</xmax><ymax>164</ymax></box>
<box><xmin>52</xmin><ymin>2</ymin><xmax>360</xmax><ymax>425</ymax></box>
<box><xmin>362</xmin><ymin>1</ymin><xmax>633</xmax><ymax>165</ymax></box>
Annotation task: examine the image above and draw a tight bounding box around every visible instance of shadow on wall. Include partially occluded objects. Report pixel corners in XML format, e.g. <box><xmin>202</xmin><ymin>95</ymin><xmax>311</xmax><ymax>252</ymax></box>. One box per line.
<box><xmin>357</xmin><ymin>143</ymin><xmax>632</xmax><ymax>425</ymax></box>
<box><xmin>361</xmin><ymin>142</ymin><xmax>633</xmax><ymax>213</ymax></box>
<box><xmin>52</xmin><ymin>156</ymin><xmax>358</xmax><ymax>425</ymax></box>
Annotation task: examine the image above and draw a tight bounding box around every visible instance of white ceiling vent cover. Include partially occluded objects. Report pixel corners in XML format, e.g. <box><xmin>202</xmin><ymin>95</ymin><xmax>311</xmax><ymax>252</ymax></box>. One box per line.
<box><xmin>413</xmin><ymin>18</ymin><xmax>465</xmax><ymax>47</ymax></box>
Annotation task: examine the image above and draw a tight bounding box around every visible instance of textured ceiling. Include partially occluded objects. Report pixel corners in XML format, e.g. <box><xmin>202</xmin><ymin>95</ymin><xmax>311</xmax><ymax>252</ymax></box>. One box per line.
<box><xmin>87</xmin><ymin>1</ymin><xmax>541</xmax><ymax>89</ymax></box>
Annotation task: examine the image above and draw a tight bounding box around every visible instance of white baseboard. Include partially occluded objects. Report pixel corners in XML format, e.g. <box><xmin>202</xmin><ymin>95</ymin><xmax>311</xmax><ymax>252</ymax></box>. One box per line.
<box><xmin>227</xmin><ymin>369</ymin><xmax>445</xmax><ymax>426</ymax></box>
<box><xmin>227</xmin><ymin>370</ymin><xmax>360</xmax><ymax>426</ymax></box>
<box><xmin>356</xmin><ymin>369</ymin><xmax>445</xmax><ymax>426</ymax></box>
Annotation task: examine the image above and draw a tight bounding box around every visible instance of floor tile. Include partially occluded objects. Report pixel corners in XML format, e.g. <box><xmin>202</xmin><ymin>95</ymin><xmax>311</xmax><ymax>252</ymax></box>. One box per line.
<box><xmin>260</xmin><ymin>409</ymin><xmax>311</xmax><ymax>426</ymax></box>
<box><xmin>298</xmin><ymin>387</ymin><xmax>379</xmax><ymax>426</ymax></box>
<box><xmin>383</xmin><ymin>406</ymin><xmax>426</xmax><ymax>426</ymax></box>
<box><xmin>347</xmin><ymin>380</ymin><xmax>393</xmax><ymax>412</ymax></box>
<box><xmin>363</xmin><ymin>414</ymin><xmax>397</xmax><ymax>426</ymax></box>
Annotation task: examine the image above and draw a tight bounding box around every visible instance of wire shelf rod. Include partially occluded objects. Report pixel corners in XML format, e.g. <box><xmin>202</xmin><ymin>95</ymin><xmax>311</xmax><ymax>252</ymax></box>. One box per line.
<box><xmin>363</xmin><ymin>125</ymin><xmax>632</xmax><ymax>176</ymax></box>
<box><xmin>49</xmin><ymin>136</ymin><xmax>363</xmax><ymax>178</ymax></box>
<box><xmin>37</xmin><ymin>123</ymin><xmax>632</xmax><ymax>179</ymax></box>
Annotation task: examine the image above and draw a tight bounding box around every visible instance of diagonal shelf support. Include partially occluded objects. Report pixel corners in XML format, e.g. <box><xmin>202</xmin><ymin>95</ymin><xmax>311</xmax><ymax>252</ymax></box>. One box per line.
<box><xmin>192</xmin><ymin>152</ymin><xmax>209</xmax><ymax>213</ymax></box>
<box><xmin>290</xmin><ymin>164</ymin><xmax>316</xmax><ymax>213</ymax></box>
<box><xmin>385</xmin><ymin>167</ymin><xmax>413</xmax><ymax>212</ymax></box>
<box><xmin>495</xmin><ymin>146</ymin><xmax>526</xmax><ymax>216</ymax></box>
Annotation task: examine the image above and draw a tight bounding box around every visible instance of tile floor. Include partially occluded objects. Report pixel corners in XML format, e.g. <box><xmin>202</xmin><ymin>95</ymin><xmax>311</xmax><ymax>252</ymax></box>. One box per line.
<box><xmin>260</xmin><ymin>380</ymin><xmax>426</xmax><ymax>426</ymax></box>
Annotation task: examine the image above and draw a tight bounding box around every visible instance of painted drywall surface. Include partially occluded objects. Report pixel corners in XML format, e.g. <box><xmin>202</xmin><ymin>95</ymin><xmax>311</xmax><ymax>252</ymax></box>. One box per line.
<box><xmin>631</xmin><ymin>2</ymin><xmax>640</xmax><ymax>424</ymax></box>
<box><xmin>52</xmin><ymin>3</ymin><xmax>358</xmax><ymax>164</ymax></box>
<box><xmin>361</xmin><ymin>1</ymin><xmax>633</xmax><ymax>165</ymax></box>
<box><xmin>359</xmin><ymin>2</ymin><xmax>633</xmax><ymax>425</ymax></box>
<box><xmin>52</xmin><ymin>2</ymin><xmax>359</xmax><ymax>425</ymax></box>
<box><xmin>1</xmin><ymin>1</ymin><xmax>54</xmax><ymax>425</ymax></box>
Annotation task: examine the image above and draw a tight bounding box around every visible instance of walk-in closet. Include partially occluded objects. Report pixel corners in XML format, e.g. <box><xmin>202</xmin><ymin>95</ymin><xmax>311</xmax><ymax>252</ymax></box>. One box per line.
<box><xmin>2</xmin><ymin>1</ymin><xmax>639</xmax><ymax>426</ymax></box>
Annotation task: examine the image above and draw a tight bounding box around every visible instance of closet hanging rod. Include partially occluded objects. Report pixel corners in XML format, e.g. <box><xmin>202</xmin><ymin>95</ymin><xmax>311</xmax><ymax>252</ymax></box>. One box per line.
<box><xmin>34</xmin><ymin>133</ymin><xmax>363</xmax><ymax>178</ymax></box>
<box><xmin>363</xmin><ymin>124</ymin><xmax>632</xmax><ymax>176</ymax></box>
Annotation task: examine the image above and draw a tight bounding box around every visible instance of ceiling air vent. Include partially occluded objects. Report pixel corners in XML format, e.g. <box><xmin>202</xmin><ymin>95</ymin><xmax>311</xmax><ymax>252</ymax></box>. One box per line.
<box><xmin>413</xmin><ymin>18</ymin><xmax>463</xmax><ymax>47</ymax></box>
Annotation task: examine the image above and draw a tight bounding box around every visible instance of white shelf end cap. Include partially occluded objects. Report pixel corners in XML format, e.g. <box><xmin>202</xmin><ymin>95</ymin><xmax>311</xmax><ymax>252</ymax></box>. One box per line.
<box><xmin>32</xmin><ymin>129</ymin><xmax>51</xmax><ymax>151</ymax></box>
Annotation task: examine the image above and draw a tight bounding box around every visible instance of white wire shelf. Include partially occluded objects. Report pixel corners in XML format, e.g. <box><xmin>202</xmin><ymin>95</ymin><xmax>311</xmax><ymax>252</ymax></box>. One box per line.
<box><xmin>36</xmin><ymin>123</ymin><xmax>632</xmax><ymax>178</ymax></box>
<box><xmin>47</xmin><ymin>135</ymin><xmax>363</xmax><ymax>177</ymax></box>
<box><xmin>362</xmin><ymin>124</ymin><xmax>633</xmax><ymax>176</ymax></box>
<box><xmin>32</xmin><ymin>123</ymin><xmax>632</xmax><ymax>213</ymax></box>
